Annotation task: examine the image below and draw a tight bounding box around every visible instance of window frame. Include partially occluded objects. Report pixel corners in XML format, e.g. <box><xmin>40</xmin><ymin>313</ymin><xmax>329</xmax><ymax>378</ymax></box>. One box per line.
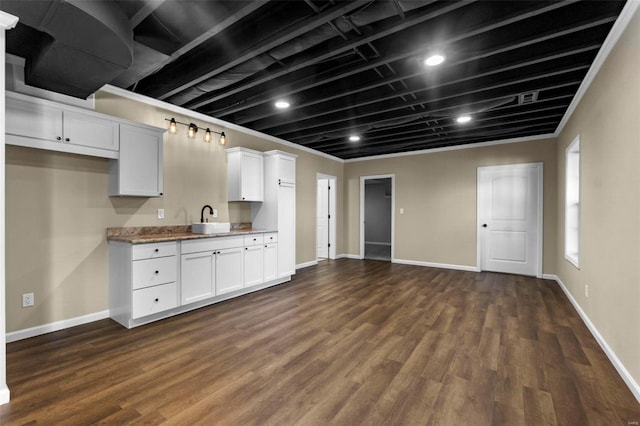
<box><xmin>564</xmin><ymin>135</ymin><xmax>580</xmax><ymax>268</ymax></box>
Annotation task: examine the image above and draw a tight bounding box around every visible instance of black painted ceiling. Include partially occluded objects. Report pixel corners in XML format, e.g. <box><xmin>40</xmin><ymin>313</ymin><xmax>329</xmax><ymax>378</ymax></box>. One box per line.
<box><xmin>3</xmin><ymin>1</ymin><xmax>627</xmax><ymax>159</ymax></box>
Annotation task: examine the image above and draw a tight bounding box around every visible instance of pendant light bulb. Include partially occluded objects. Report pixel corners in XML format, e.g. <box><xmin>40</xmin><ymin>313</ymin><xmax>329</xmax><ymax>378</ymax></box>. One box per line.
<box><xmin>219</xmin><ymin>131</ymin><xmax>227</xmax><ymax>146</ymax></box>
<box><xmin>188</xmin><ymin>123</ymin><xmax>198</xmax><ymax>139</ymax></box>
<box><xmin>204</xmin><ymin>128</ymin><xmax>212</xmax><ymax>143</ymax></box>
<box><xmin>168</xmin><ymin>118</ymin><xmax>178</xmax><ymax>134</ymax></box>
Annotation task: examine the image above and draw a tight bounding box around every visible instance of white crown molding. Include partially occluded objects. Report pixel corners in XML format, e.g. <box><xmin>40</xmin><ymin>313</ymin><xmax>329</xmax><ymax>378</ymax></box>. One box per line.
<box><xmin>99</xmin><ymin>84</ymin><xmax>345</xmax><ymax>163</ymax></box>
<box><xmin>344</xmin><ymin>133</ymin><xmax>556</xmax><ymax>163</ymax></box>
<box><xmin>554</xmin><ymin>0</ymin><xmax>640</xmax><ymax>136</ymax></box>
<box><xmin>0</xmin><ymin>11</ymin><xmax>18</xmax><ymax>29</ymax></box>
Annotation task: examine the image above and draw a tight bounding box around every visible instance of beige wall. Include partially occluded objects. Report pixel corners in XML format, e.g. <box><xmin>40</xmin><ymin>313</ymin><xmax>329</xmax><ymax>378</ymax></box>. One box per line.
<box><xmin>5</xmin><ymin>91</ymin><xmax>344</xmax><ymax>332</ymax></box>
<box><xmin>344</xmin><ymin>139</ymin><xmax>558</xmax><ymax>272</ymax></box>
<box><xmin>556</xmin><ymin>9</ymin><xmax>640</xmax><ymax>385</ymax></box>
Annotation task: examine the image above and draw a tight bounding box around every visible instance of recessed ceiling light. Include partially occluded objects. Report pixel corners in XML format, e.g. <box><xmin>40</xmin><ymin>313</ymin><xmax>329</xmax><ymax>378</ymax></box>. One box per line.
<box><xmin>349</xmin><ymin>135</ymin><xmax>361</xmax><ymax>142</ymax></box>
<box><xmin>274</xmin><ymin>100</ymin><xmax>290</xmax><ymax>109</ymax></box>
<box><xmin>456</xmin><ymin>115</ymin><xmax>472</xmax><ymax>124</ymax></box>
<box><xmin>424</xmin><ymin>54</ymin><xmax>445</xmax><ymax>66</ymax></box>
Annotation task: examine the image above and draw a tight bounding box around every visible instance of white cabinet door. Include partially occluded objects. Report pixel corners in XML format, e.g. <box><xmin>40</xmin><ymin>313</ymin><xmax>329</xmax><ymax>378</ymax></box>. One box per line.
<box><xmin>263</xmin><ymin>243</ymin><xmax>278</xmax><ymax>282</ymax></box>
<box><xmin>181</xmin><ymin>251</ymin><xmax>215</xmax><ymax>305</ymax></box>
<box><xmin>240</xmin><ymin>151</ymin><xmax>264</xmax><ymax>201</ymax></box>
<box><xmin>109</xmin><ymin>123</ymin><xmax>164</xmax><ymax>197</ymax></box>
<box><xmin>244</xmin><ymin>245</ymin><xmax>263</xmax><ymax>287</ymax></box>
<box><xmin>6</xmin><ymin>96</ymin><xmax>62</xmax><ymax>142</ymax></box>
<box><xmin>226</xmin><ymin>148</ymin><xmax>263</xmax><ymax>201</ymax></box>
<box><xmin>63</xmin><ymin>110</ymin><xmax>119</xmax><ymax>151</ymax></box>
<box><xmin>278</xmin><ymin>182</ymin><xmax>296</xmax><ymax>277</ymax></box>
<box><xmin>216</xmin><ymin>247</ymin><xmax>244</xmax><ymax>295</ymax></box>
<box><xmin>278</xmin><ymin>155</ymin><xmax>296</xmax><ymax>181</ymax></box>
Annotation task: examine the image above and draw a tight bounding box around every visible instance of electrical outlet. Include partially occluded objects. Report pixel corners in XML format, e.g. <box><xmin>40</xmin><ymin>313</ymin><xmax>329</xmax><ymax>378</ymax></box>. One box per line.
<box><xmin>158</xmin><ymin>209</ymin><xmax>165</xmax><ymax>219</ymax></box>
<box><xmin>212</xmin><ymin>209</ymin><xmax>218</xmax><ymax>218</ymax></box>
<box><xmin>585</xmin><ymin>284</ymin><xmax>589</xmax><ymax>298</ymax></box>
<box><xmin>22</xmin><ymin>293</ymin><xmax>34</xmax><ymax>308</ymax></box>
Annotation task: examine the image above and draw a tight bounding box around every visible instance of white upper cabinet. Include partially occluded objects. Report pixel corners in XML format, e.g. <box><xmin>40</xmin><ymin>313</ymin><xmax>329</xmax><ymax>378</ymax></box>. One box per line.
<box><xmin>6</xmin><ymin>91</ymin><xmax>119</xmax><ymax>158</ymax></box>
<box><xmin>63</xmin><ymin>110</ymin><xmax>119</xmax><ymax>152</ymax></box>
<box><xmin>226</xmin><ymin>147</ymin><xmax>264</xmax><ymax>201</ymax></box>
<box><xmin>109</xmin><ymin>124</ymin><xmax>165</xmax><ymax>197</ymax></box>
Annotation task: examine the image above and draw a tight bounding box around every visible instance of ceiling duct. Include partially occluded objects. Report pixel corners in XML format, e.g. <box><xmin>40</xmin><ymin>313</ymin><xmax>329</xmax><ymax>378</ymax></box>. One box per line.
<box><xmin>1</xmin><ymin>0</ymin><xmax>133</xmax><ymax>99</ymax></box>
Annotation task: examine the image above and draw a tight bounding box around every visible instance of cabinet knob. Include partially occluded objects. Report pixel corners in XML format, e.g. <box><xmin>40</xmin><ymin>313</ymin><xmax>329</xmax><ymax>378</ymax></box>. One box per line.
<box><xmin>155</xmin><ymin>270</ymin><xmax>159</xmax><ymax>274</ymax></box>
<box><xmin>65</xmin><ymin>138</ymin><xmax>70</xmax><ymax>142</ymax></box>
<box><xmin>245</xmin><ymin>247</ymin><xmax>248</xmax><ymax>250</ymax></box>
<box><xmin>56</xmin><ymin>136</ymin><xmax>62</xmax><ymax>141</ymax></box>
<box><xmin>154</xmin><ymin>249</ymin><xmax>159</xmax><ymax>253</ymax></box>
<box><xmin>154</xmin><ymin>298</ymin><xmax>159</xmax><ymax>302</ymax></box>
<box><xmin>253</xmin><ymin>238</ymin><xmax>256</xmax><ymax>241</ymax></box>
<box><xmin>242</xmin><ymin>197</ymin><xmax>245</xmax><ymax>200</ymax></box>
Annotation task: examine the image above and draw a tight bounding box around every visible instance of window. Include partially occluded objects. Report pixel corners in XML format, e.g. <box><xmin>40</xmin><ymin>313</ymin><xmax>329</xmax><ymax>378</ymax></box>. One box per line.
<box><xmin>565</xmin><ymin>135</ymin><xmax>580</xmax><ymax>268</ymax></box>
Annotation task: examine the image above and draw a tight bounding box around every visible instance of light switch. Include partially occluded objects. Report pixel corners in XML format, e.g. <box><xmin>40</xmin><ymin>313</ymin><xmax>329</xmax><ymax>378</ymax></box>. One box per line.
<box><xmin>400</xmin><ymin>208</ymin><xmax>404</xmax><ymax>214</ymax></box>
<box><xmin>158</xmin><ymin>209</ymin><xmax>165</xmax><ymax>219</ymax></box>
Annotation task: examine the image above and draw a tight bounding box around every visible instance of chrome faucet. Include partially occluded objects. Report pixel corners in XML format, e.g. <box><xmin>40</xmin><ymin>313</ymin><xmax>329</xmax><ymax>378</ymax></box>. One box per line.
<box><xmin>200</xmin><ymin>205</ymin><xmax>214</xmax><ymax>223</ymax></box>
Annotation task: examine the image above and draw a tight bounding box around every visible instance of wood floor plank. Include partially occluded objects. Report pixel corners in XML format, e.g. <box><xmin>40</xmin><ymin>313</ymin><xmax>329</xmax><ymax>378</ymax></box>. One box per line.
<box><xmin>0</xmin><ymin>259</ymin><xmax>638</xmax><ymax>425</ymax></box>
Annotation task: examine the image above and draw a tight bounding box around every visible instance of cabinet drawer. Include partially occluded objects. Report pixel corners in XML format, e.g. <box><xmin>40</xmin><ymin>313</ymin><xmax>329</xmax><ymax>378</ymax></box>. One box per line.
<box><xmin>181</xmin><ymin>236</ymin><xmax>243</xmax><ymax>254</ymax></box>
<box><xmin>132</xmin><ymin>257</ymin><xmax>177</xmax><ymax>290</ymax></box>
<box><xmin>263</xmin><ymin>232</ymin><xmax>277</xmax><ymax>243</ymax></box>
<box><xmin>132</xmin><ymin>242</ymin><xmax>177</xmax><ymax>260</ymax></box>
<box><xmin>132</xmin><ymin>282</ymin><xmax>178</xmax><ymax>319</ymax></box>
<box><xmin>243</xmin><ymin>234</ymin><xmax>264</xmax><ymax>246</ymax></box>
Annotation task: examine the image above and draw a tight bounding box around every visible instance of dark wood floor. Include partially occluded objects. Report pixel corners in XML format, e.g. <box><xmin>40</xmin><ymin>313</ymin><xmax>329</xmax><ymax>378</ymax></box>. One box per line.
<box><xmin>2</xmin><ymin>259</ymin><xmax>639</xmax><ymax>425</ymax></box>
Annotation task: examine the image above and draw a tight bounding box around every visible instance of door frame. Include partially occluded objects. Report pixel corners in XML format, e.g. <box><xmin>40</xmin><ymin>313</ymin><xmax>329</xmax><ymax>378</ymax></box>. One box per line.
<box><xmin>316</xmin><ymin>173</ymin><xmax>336</xmax><ymax>260</ymax></box>
<box><xmin>360</xmin><ymin>174</ymin><xmax>395</xmax><ymax>260</ymax></box>
<box><xmin>476</xmin><ymin>162</ymin><xmax>543</xmax><ymax>278</ymax></box>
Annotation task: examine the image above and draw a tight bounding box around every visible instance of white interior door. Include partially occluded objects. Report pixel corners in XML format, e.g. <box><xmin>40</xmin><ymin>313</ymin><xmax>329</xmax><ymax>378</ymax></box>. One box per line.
<box><xmin>317</xmin><ymin>179</ymin><xmax>329</xmax><ymax>259</ymax></box>
<box><xmin>478</xmin><ymin>163</ymin><xmax>542</xmax><ymax>277</ymax></box>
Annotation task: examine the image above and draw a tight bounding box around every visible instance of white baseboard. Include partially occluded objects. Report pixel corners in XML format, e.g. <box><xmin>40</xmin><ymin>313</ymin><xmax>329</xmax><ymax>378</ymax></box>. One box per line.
<box><xmin>546</xmin><ymin>274</ymin><xmax>640</xmax><ymax>403</ymax></box>
<box><xmin>393</xmin><ymin>258</ymin><xmax>480</xmax><ymax>272</ymax></box>
<box><xmin>296</xmin><ymin>260</ymin><xmax>318</xmax><ymax>270</ymax></box>
<box><xmin>337</xmin><ymin>254</ymin><xmax>363</xmax><ymax>260</ymax></box>
<box><xmin>0</xmin><ymin>386</ymin><xmax>9</xmax><ymax>405</ymax></box>
<box><xmin>6</xmin><ymin>310</ymin><xmax>110</xmax><ymax>343</ymax></box>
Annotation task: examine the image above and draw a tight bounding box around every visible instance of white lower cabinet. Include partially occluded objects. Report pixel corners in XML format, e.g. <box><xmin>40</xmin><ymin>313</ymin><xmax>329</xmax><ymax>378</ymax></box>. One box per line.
<box><xmin>109</xmin><ymin>241</ymin><xmax>179</xmax><ymax>328</ymax></box>
<box><xmin>244</xmin><ymin>245</ymin><xmax>264</xmax><ymax>287</ymax></box>
<box><xmin>110</xmin><ymin>231</ymin><xmax>283</xmax><ymax>328</ymax></box>
<box><xmin>263</xmin><ymin>243</ymin><xmax>278</xmax><ymax>282</ymax></box>
<box><xmin>216</xmin><ymin>247</ymin><xmax>244</xmax><ymax>295</ymax></box>
<box><xmin>181</xmin><ymin>251</ymin><xmax>215</xmax><ymax>305</ymax></box>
